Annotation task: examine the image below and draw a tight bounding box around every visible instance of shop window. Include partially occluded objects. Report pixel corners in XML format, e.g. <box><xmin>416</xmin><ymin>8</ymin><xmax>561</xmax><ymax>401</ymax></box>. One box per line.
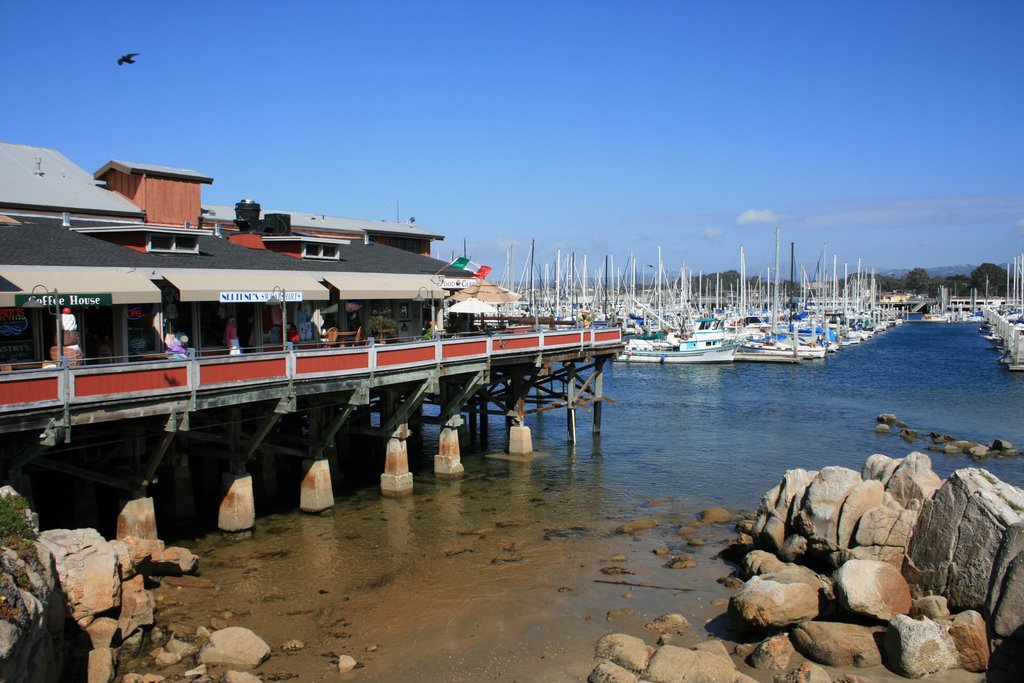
<box><xmin>0</xmin><ymin>307</ymin><xmax>34</xmax><ymax>363</ymax></box>
<box><xmin>126</xmin><ymin>304</ymin><xmax>160</xmax><ymax>355</ymax></box>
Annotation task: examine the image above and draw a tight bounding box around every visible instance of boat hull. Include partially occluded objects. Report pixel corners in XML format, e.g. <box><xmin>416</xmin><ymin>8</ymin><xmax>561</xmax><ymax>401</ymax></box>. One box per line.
<box><xmin>617</xmin><ymin>343</ymin><xmax>738</xmax><ymax>364</ymax></box>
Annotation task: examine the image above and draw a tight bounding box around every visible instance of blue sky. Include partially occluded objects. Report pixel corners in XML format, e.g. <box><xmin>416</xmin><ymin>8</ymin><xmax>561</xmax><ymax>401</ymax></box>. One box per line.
<box><xmin>4</xmin><ymin>1</ymin><xmax>1023</xmax><ymax>280</ymax></box>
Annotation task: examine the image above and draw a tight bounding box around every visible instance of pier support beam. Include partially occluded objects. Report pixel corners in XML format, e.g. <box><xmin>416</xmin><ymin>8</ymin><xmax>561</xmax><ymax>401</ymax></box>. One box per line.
<box><xmin>116</xmin><ymin>496</ymin><xmax>158</xmax><ymax>540</ymax></box>
<box><xmin>218</xmin><ymin>465</ymin><xmax>255</xmax><ymax>535</ymax></box>
<box><xmin>380</xmin><ymin>424</ymin><xmax>413</xmax><ymax>498</ymax></box>
<box><xmin>167</xmin><ymin>455</ymin><xmax>197</xmax><ymax>525</ymax></box>
<box><xmin>299</xmin><ymin>457</ymin><xmax>334</xmax><ymax>513</ymax></box>
<box><xmin>434</xmin><ymin>416</ymin><xmax>465</xmax><ymax>478</ymax></box>
<box><xmin>592</xmin><ymin>359</ymin><xmax>604</xmax><ymax>435</ymax></box>
<box><xmin>566</xmin><ymin>362</ymin><xmax>578</xmax><ymax>443</ymax></box>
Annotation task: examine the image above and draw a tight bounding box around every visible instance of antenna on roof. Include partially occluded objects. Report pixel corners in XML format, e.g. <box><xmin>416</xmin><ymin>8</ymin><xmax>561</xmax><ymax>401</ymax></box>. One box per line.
<box><xmin>396</xmin><ymin>199</ymin><xmax>400</xmax><ymax>223</ymax></box>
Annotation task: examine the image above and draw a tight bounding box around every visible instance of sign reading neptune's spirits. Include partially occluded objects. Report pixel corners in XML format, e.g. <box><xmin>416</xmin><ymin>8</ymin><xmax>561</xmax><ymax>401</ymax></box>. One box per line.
<box><xmin>15</xmin><ymin>293</ymin><xmax>112</xmax><ymax>307</ymax></box>
<box><xmin>218</xmin><ymin>291</ymin><xmax>304</xmax><ymax>303</ymax></box>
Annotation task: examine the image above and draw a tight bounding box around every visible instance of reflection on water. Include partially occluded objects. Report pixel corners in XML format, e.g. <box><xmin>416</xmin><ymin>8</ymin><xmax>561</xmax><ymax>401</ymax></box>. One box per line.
<box><xmin>160</xmin><ymin>323</ymin><xmax>1024</xmax><ymax>681</ymax></box>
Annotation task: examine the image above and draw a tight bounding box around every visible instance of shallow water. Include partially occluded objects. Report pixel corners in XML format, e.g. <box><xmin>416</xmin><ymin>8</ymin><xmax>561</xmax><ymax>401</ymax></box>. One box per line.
<box><xmin>145</xmin><ymin>323</ymin><xmax>1019</xmax><ymax>681</ymax></box>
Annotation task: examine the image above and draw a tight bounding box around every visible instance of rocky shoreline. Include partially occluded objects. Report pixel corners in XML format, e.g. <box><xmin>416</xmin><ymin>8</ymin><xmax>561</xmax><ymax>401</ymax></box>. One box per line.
<box><xmin>4</xmin><ymin>437</ymin><xmax>1024</xmax><ymax>682</ymax></box>
<box><xmin>590</xmin><ymin>447</ymin><xmax>1024</xmax><ymax>682</ymax></box>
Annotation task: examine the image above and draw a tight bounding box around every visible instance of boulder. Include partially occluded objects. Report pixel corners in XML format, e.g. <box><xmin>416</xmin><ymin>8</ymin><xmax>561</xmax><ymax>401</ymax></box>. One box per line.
<box><xmin>588</xmin><ymin>660</ymin><xmax>639</xmax><ymax>683</ymax></box>
<box><xmin>904</xmin><ymin>468</ymin><xmax>1024</xmax><ymax>612</ymax></box>
<box><xmin>877</xmin><ymin>413</ymin><xmax>899</xmax><ymax>425</ymax></box>
<box><xmin>594</xmin><ymin>633</ymin><xmax>654</xmax><ymax>673</ymax></box>
<box><xmin>835</xmin><ymin>559</ymin><xmax>911</xmax><ymax>621</ymax></box>
<box><xmin>645</xmin><ymin>614</ymin><xmax>689</xmax><ymax>635</ymax></box>
<box><xmin>741</xmin><ymin>550</ymin><xmax>786</xmax><ymax>578</ymax></box>
<box><xmin>617</xmin><ymin>519</ymin><xmax>658</xmax><ymax>534</ymax></box>
<box><xmin>790</xmin><ymin>621</ymin><xmax>883</xmax><ymax>668</ymax></box>
<box><xmin>836</xmin><ymin>480</ymin><xmax>885</xmax><ymax>549</ymax></box>
<box><xmin>986</xmin><ymin>521</ymin><xmax>1024</xmax><ymax>640</ymax></box>
<box><xmin>883</xmin><ymin>452</ymin><xmax>942</xmax><ymax>507</ymax></box>
<box><xmin>772</xmin><ymin>662</ymin><xmax>831</xmax><ymax>683</ymax></box>
<box><xmin>729</xmin><ymin>576</ymin><xmax>819</xmax><ymax>629</ymax></box>
<box><xmin>747</xmin><ymin>634</ymin><xmax>794</xmax><ymax>671</ymax></box>
<box><xmin>118</xmin><ymin>574</ymin><xmax>155</xmax><ymax>640</ymax></box>
<box><xmin>752</xmin><ymin>469</ymin><xmax>817</xmax><ymax>554</ymax></box>
<box><xmin>793</xmin><ymin>466</ymin><xmax>862</xmax><ymax>557</ymax></box>
<box><xmin>337</xmin><ymin>654</ymin><xmax>358</xmax><ymax>674</ymax></box>
<box><xmin>913</xmin><ymin>595</ymin><xmax>949</xmax><ymax>619</ymax></box>
<box><xmin>644</xmin><ymin>644</ymin><xmax>736</xmax><ymax>683</ymax></box>
<box><xmin>853</xmin><ymin>503</ymin><xmax>918</xmax><ymax>554</ymax></box>
<box><xmin>992</xmin><ymin>438</ymin><xmax>1014</xmax><ymax>451</ymax></box>
<box><xmin>85</xmin><ymin>616</ymin><xmax>119</xmax><ymax>649</ymax></box>
<box><xmin>874</xmin><ymin>424</ymin><xmax>891</xmax><ymax>434</ymax></box>
<box><xmin>198</xmin><ymin>627</ymin><xmax>270</xmax><ymax>670</ymax></box>
<box><xmin>862</xmin><ymin>454</ymin><xmax>899</xmax><ymax>486</ymax></box>
<box><xmin>38</xmin><ymin>528</ymin><xmax>121</xmax><ymax>620</ymax></box>
<box><xmin>224</xmin><ymin>672</ymin><xmax>263</xmax><ymax>683</ymax></box>
<box><xmin>87</xmin><ymin>647</ymin><xmax>116</xmax><ymax>683</ymax></box>
<box><xmin>700</xmin><ymin>508</ymin><xmax>733</xmax><ymax>524</ymax></box>
<box><xmin>0</xmin><ymin>543</ymin><xmax>66</xmax><ymax>683</ymax></box>
<box><xmin>777</xmin><ymin>535</ymin><xmax>808</xmax><ymax>563</ymax></box>
<box><xmin>900</xmin><ymin>429</ymin><xmax>918</xmax><ymax>442</ymax></box>
<box><xmin>948</xmin><ymin>610</ymin><xmax>988</xmax><ymax>672</ymax></box>
<box><xmin>884</xmin><ymin>615</ymin><xmax>960</xmax><ymax>678</ymax></box>
<box><xmin>147</xmin><ymin>546</ymin><xmax>200</xmax><ymax>576</ymax></box>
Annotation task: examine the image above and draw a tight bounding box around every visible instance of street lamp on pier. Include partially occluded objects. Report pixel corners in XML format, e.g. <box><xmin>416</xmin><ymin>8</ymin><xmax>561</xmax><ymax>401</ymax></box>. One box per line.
<box><xmin>21</xmin><ymin>285</ymin><xmax>63</xmax><ymax>365</ymax></box>
<box><xmin>413</xmin><ymin>287</ymin><xmax>436</xmax><ymax>336</ymax></box>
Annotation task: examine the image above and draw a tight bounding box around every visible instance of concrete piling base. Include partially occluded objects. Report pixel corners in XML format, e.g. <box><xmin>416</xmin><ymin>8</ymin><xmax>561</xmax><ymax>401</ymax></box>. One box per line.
<box><xmin>508</xmin><ymin>424</ymin><xmax>533</xmax><ymax>457</ymax></box>
<box><xmin>434</xmin><ymin>422</ymin><xmax>464</xmax><ymax>478</ymax></box>
<box><xmin>381</xmin><ymin>431</ymin><xmax>413</xmax><ymax>497</ymax></box>
<box><xmin>218</xmin><ymin>472</ymin><xmax>255</xmax><ymax>534</ymax></box>
<box><xmin>116</xmin><ymin>497</ymin><xmax>158</xmax><ymax>540</ymax></box>
<box><xmin>300</xmin><ymin>458</ymin><xmax>334</xmax><ymax>513</ymax></box>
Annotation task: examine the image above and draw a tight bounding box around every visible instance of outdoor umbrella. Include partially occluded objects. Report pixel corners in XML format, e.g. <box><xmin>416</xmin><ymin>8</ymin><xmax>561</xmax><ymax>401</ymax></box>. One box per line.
<box><xmin>447</xmin><ymin>297</ymin><xmax>499</xmax><ymax>315</ymax></box>
<box><xmin>448</xmin><ymin>280</ymin><xmax>520</xmax><ymax>303</ymax></box>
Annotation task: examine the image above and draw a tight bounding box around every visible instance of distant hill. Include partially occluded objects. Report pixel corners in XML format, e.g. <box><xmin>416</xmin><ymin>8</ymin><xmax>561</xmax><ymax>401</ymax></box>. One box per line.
<box><xmin>878</xmin><ymin>265</ymin><xmax>977</xmax><ymax>278</ymax></box>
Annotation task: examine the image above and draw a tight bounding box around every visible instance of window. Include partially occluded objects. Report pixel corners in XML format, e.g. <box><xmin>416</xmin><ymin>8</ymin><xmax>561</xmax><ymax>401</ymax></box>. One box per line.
<box><xmin>147</xmin><ymin>233</ymin><xmax>200</xmax><ymax>254</ymax></box>
<box><xmin>302</xmin><ymin>243</ymin><xmax>341</xmax><ymax>261</ymax></box>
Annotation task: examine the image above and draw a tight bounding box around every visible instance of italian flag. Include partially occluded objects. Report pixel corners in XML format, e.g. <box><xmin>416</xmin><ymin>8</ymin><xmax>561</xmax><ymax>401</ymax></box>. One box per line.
<box><xmin>450</xmin><ymin>257</ymin><xmax>491</xmax><ymax>280</ymax></box>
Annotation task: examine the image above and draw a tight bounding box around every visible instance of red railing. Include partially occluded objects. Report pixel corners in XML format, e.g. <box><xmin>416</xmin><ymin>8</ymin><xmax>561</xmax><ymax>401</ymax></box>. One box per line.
<box><xmin>0</xmin><ymin>328</ymin><xmax>622</xmax><ymax>414</ymax></box>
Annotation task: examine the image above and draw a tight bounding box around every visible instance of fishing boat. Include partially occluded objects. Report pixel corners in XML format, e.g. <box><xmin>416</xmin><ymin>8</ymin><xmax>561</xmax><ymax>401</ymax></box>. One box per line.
<box><xmin>618</xmin><ymin>317</ymin><xmax>738</xmax><ymax>363</ymax></box>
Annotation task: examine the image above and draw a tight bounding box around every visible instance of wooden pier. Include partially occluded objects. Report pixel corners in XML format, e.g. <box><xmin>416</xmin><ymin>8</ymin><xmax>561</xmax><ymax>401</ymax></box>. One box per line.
<box><xmin>0</xmin><ymin>328</ymin><xmax>623</xmax><ymax>535</ymax></box>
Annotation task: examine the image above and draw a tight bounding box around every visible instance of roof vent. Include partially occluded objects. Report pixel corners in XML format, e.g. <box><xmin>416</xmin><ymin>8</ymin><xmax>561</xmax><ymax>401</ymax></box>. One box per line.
<box><xmin>263</xmin><ymin>213</ymin><xmax>291</xmax><ymax>236</ymax></box>
<box><xmin>61</xmin><ymin>212</ymin><xmax>71</xmax><ymax>227</ymax></box>
<box><xmin>34</xmin><ymin>157</ymin><xmax>44</xmax><ymax>177</ymax></box>
<box><xmin>234</xmin><ymin>199</ymin><xmax>262</xmax><ymax>232</ymax></box>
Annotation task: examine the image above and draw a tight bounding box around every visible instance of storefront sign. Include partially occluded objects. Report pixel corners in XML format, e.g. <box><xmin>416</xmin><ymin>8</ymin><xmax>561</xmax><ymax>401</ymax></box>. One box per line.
<box><xmin>439</xmin><ymin>277</ymin><xmax>479</xmax><ymax>289</ymax></box>
<box><xmin>218</xmin><ymin>291</ymin><xmax>304</xmax><ymax>303</ymax></box>
<box><xmin>0</xmin><ymin>307</ymin><xmax>29</xmax><ymax>336</ymax></box>
<box><xmin>14</xmin><ymin>292</ymin><xmax>112</xmax><ymax>307</ymax></box>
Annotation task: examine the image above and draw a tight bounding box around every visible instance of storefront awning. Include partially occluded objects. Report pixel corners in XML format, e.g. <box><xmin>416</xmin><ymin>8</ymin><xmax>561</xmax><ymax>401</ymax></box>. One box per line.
<box><xmin>0</xmin><ymin>269</ymin><xmax>162</xmax><ymax>306</ymax></box>
<box><xmin>161</xmin><ymin>270</ymin><xmax>330</xmax><ymax>302</ymax></box>
<box><xmin>321</xmin><ymin>273</ymin><xmax>443</xmax><ymax>299</ymax></box>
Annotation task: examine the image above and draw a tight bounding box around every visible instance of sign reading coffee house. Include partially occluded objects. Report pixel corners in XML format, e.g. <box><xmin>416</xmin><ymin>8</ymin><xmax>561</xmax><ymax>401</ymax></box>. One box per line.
<box><xmin>14</xmin><ymin>292</ymin><xmax>113</xmax><ymax>307</ymax></box>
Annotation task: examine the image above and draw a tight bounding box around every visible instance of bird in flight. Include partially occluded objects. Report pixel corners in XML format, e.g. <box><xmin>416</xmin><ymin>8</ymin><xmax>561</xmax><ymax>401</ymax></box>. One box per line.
<box><xmin>117</xmin><ymin>53</ymin><xmax>140</xmax><ymax>66</ymax></box>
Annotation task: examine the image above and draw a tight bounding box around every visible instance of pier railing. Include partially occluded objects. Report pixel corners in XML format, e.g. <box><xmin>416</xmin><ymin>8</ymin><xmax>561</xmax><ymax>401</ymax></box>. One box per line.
<box><xmin>0</xmin><ymin>328</ymin><xmax>623</xmax><ymax>417</ymax></box>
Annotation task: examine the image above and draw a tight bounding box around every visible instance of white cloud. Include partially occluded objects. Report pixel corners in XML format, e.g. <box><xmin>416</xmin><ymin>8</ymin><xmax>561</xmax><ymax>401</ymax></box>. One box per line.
<box><xmin>701</xmin><ymin>227</ymin><xmax>723</xmax><ymax>240</ymax></box>
<box><xmin>736</xmin><ymin>209</ymin><xmax>778</xmax><ymax>225</ymax></box>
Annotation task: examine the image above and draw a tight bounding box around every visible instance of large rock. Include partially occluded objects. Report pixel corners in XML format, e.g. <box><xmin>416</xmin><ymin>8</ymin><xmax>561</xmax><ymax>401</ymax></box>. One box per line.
<box><xmin>854</xmin><ymin>503</ymin><xmax>918</xmax><ymax>550</ymax></box>
<box><xmin>986</xmin><ymin>521</ymin><xmax>1024</xmax><ymax>640</ymax></box>
<box><xmin>594</xmin><ymin>633</ymin><xmax>653</xmax><ymax>673</ymax></box>
<box><xmin>0</xmin><ymin>543</ymin><xmax>65</xmax><ymax>683</ymax></box>
<box><xmin>747</xmin><ymin>634</ymin><xmax>793</xmax><ymax>671</ymax></box>
<box><xmin>752</xmin><ymin>469</ymin><xmax>817</xmax><ymax>554</ymax></box>
<box><xmin>773</xmin><ymin>662</ymin><xmax>832</xmax><ymax>683</ymax></box>
<box><xmin>118</xmin><ymin>574</ymin><xmax>155</xmax><ymax>640</ymax></box>
<box><xmin>836</xmin><ymin>480</ymin><xmax>884</xmax><ymax>549</ymax></box>
<box><xmin>198</xmin><ymin>627</ymin><xmax>270</xmax><ymax>670</ymax></box>
<box><xmin>904</xmin><ymin>468</ymin><xmax>1024</xmax><ymax>611</ymax></box>
<box><xmin>37</xmin><ymin>528</ymin><xmax>121</xmax><ymax>621</ymax></box>
<box><xmin>789</xmin><ymin>621</ymin><xmax>883</xmax><ymax>668</ymax></box>
<box><xmin>884</xmin><ymin>615</ymin><xmax>960</xmax><ymax>679</ymax></box>
<box><xmin>793</xmin><ymin>466</ymin><xmax>862</xmax><ymax>558</ymax></box>
<box><xmin>948</xmin><ymin>610</ymin><xmax>988</xmax><ymax>672</ymax></box>
<box><xmin>835</xmin><ymin>559</ymin><xmax>911</xmax><ymax>621</ymax></box>
<box><xmin>729</xmin><ymin>576</ymin><xmax>819</xmax><ymax>629</ymax></box>
<box><xmin>884</xmin><ymin>452</ymin><xmax>942</xmax><ymax>506</ymax></box>
<box><xmin>644</xmin><ymin>644</ymin><xmax>735</xmax><ymax>683</ymax></box>
<box><xmin>588</xmin><ymin>660</ymin><xmax>639</xmax><ymax>683</ymax></box>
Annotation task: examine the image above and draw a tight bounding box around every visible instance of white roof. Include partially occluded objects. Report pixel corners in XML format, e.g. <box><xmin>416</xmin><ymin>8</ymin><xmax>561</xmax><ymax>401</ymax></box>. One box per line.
<box><xmin>201</xmin><ymin>203</ymin><xmax>443</xmax><ymax>239</ymax></box>
<box><xmin>0</xmin><ymin>142</ymin><xmax>143</xmax><ymax>216</ymax></box>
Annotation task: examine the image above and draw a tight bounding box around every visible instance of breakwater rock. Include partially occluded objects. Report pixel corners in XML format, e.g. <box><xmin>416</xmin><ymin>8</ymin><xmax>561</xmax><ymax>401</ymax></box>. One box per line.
<box><xmin>734</xmin><ymin>452</ymin><xmax>1024</xmax><ymax>678</ymax></box>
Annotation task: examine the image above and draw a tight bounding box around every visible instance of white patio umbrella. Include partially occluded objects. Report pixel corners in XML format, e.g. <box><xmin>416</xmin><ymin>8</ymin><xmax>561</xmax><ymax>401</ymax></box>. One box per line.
<box><xmin>448</xmin><ymin>297</ymin><xmax>498</xmax><ymax>315</ymax></box>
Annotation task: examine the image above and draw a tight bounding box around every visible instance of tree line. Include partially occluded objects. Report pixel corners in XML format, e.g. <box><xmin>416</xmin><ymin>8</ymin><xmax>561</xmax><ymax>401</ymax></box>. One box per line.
<box><xmin>686</xmin><ymin>263</ymin><xmax>1009</xmax><ymax>298</ymax></box>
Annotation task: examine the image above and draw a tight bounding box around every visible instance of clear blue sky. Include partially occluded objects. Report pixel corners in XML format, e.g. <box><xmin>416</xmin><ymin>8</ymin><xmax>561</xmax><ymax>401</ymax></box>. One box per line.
<box><xmin>4</xmin><ymin>1</ymin><xmax>1023</xmax><ymax>280</ymax></box>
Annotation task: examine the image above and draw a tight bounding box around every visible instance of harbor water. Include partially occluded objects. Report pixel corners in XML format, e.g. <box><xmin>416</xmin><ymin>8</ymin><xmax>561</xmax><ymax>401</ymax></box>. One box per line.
<box><xmin>146</xmin><ymin>323</ymin><xmax>1024</xmax><ymax>681</ymax></box>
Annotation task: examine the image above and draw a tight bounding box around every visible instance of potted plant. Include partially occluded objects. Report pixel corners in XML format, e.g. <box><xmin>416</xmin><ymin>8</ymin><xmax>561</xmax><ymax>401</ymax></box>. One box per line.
<box><xmin>368</xmin><ymin>315</ymin><xmax>398</xmax><ymax>342</ymax></box>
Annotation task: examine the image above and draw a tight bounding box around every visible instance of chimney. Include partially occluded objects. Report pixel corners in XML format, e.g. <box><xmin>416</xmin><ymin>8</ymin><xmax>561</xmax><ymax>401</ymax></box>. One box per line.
<box><xmin>234</xmin><ymin>199</ymin><xmax>262</xmax><ymax>232</ymax></box>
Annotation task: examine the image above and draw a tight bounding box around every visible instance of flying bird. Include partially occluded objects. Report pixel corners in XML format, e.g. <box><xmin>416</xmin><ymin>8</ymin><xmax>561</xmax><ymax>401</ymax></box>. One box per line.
<box><xmin>117</xmin><ymin>53</ymin><xmax>140</xmax><ymax>66</ymax></box>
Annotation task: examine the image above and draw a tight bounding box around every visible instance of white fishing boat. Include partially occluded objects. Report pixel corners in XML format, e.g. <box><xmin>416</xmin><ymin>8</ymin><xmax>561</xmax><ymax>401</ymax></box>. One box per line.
<box><xmin>618</xmin><ymin>317</ymin><xmax>738</xmax><ymax>364</ymax></box>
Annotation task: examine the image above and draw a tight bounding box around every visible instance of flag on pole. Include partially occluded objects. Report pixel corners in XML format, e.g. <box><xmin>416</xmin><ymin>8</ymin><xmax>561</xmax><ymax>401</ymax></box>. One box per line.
<box><xmin>449</xmin><ymin>257</ymin><xmax>491</xmax><ymax>279</ymax></box>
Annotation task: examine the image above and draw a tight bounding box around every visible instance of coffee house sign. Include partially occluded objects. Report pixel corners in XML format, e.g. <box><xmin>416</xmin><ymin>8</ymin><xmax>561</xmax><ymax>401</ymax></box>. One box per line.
<box><xmin>14</xmin><ymin>292</ymin><xmax>113</xmax><ymax>307</ymax></box>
